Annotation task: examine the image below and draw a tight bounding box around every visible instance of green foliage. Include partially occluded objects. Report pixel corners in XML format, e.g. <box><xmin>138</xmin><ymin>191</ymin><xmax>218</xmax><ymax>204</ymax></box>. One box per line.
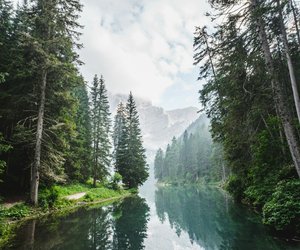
<box><xmin>193</xmin><ymin>0</ymin><xmax>300</xmax><ymax>236</ymax></box>
<box><xmin>263</xmin><ymin>180</ymin><xmax>300</xmax><ymax>234</ymax></box>
<box><xmin>90</xmin><ymin>75</ymin><xmax>112</xmax><ymax>185</ymax></box>
<box><xmin>114</xmin><ymin>93</ymin><xmax>148</xmax><ymax>188</ymax></box>
<box><xmin>0</xmin><ymin>203</ymin><xmax>29</xmax><ymax>220</ymax></box>
<box><xmin>0</xmin><ymin>221</ymin><xmax>13</xmax><ymax>247</ymax></box>
<box><xmin>225</xmin><ymin>175</ymin><xmax>244</xmax><ymax>200</ymax></box>
<box><xmin>0</xmin><ymin>0</ymin><xmax>99</xmax><ymax>199</ymax></box>
<box><xmin>110</xmin><ymin>173</ymin><xmax>123</xmax><ymax>190</ymax></box>
<box><xmin>64</xmin><ymin>82</ymin><xmax>92</xmax><ymax>183</ymax></box>
<box><xmin>155</xmin><ymin>116</ymin><xmax>225</xmax><ymax>184</ymax></box>
<box><xmin>54</xmin><ymin>183</ymin><xmax>92</xmax><ymax>197</ymax></box>
<box><xmin>39</xmin><ymin>186</ymin><xmax>59</xmax><ymax>209</ymax></box>
<box><xmin>83</xmin><ymin>187</ymin><xmax>127</xmax><ymax>202</ymax></box>
<box><xmin>0</xmin><ymin>132</ymin><xmax>12</xmax><ymax>181</ymax></box>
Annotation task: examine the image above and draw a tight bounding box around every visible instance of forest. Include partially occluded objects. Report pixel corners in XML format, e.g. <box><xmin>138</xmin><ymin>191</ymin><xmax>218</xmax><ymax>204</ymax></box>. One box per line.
<box><xmin>154</xmin><ymin>115</ymin><xmax>226</xmax><ymax>184</ymax></box>
<box><xmin>0</xmin><ymin>0</ymin><xmax>148</xmax><ymax>238</ymax></box>
<box><xmin>193</xmin><ymin>0</ymin><xmax>300</xmax><ymax>237</ymax></box>
<box><xmin>154</xmin><ymin>0</ymin><xmax>300</xmax><ymax>237</ymax></box>
<box><xmin>1</xmin><ymin>0</ymin><xmax>300</xmax><ymax>247</ymax></box>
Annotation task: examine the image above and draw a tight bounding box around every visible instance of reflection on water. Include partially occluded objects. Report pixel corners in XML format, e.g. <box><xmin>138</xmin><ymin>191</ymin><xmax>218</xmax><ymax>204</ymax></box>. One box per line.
<box><xmin>6</xmin><ymin>186</ymin><xmax>300</xmax><ymax>250</ymax></box>
<box><xmin>8</xmin><ymin>196</ymin><xmax>150</xmax><ymax>250</ymax></box>
<box><xmin>154</xmin><ymin>186</ymin><xmax>297</xmax><ymax>250</ymax></box>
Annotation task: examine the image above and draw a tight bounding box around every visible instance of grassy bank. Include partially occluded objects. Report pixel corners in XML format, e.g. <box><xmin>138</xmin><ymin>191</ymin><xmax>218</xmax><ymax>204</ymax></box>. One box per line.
<box><xmin>0</xmin><ymin>183</ymin><xmax>133</xmax><ymax>247</ymax></box>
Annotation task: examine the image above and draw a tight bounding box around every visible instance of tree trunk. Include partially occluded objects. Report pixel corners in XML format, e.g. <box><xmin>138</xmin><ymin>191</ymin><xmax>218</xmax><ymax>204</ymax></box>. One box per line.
<box><xmin>251</xmin><ymin>0</ymin><xmax>300</xmax><ymax>178</ymax></box>
<box><xmin>277</xmin><ymin>0</ymin><xmax>300</xmax><ymax>124</ymax></box>
<box><xmin>221</xmin><ymin>163</ymin><xmax>226</xmax><ymax>183</ymax></box>
<box><xmin>27</xmin><ymin>220</ymin><xmax>36</xmax><ymax>250</ymax></box>
<box><xmin>291</xmin><ymin>0</ymin><xmax>300</xmax><ymax>48</ymax></box>
<box><xmin>30</xmin><ymin>70</ymin><xmax>47</xmax><ymax>205</ymax></box>
<box><xmin>93</xmin><ymin>143</ymin><xmax>98</xmax><ymax>187</ymax></box>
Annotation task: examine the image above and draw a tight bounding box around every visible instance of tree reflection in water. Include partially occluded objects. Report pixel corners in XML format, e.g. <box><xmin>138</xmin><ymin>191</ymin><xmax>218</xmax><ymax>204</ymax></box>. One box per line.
<box><xmin>154</xmin><ymin>186</ymin><xmax>290</xmax><ymax>250</ymax></box>
<box><xmin>9</xmin><ymin>196</ymin><xmax>150</xmax><ymax>250</ymax></box>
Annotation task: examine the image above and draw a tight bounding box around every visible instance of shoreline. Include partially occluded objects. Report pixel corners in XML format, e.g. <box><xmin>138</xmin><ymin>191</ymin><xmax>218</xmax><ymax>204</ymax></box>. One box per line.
<box><xmin>0</xmin><ymin>190</ymin><xmax>132</xmax><ymax>248</ymax></box>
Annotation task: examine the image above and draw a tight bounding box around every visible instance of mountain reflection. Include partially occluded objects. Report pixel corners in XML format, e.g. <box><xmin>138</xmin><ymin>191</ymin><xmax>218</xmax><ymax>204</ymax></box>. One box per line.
<box><xmin>154</xmin><ymin>186</ymin><xmax>284</xmax><ymax>250</ymax></box>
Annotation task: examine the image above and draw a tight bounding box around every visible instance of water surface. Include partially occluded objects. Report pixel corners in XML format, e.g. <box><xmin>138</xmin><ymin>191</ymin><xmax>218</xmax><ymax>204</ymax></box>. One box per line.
<box><xmin>6</xmin><ymin>185</ymin><xmax>300</xmax><ymax>250</ymax></box>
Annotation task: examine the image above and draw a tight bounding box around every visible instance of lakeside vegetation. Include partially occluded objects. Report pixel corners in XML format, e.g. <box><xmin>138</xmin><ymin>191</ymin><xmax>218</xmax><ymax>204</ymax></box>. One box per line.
<box><xmin>0</xmin><ymin>1</ymin><xmax>148</xmax><ymax>203</ymax></box>
<box><xmin>155</xmin><ymin>0</ymin><xmax>300</xmax><ymax>237</ymax></box>
<box><xmin>0</xmin><ymin>181</ymin><xmax>133</xmax><ymax>247</ymax></box>
<box><xmin>154</xmin><ymin>115</ymin><xmax>225</xmax><ymax>185</ymax></box>
<box><xmin>193</xmin><ymin>0</ymin><xmax>300</xmax><ymax>238</ymax></box>
<box><xmin>1</xmin><ymin>0</ymin><xmax>300</xmax><ymax>247</ymax></box>
<box><xmin>0</xmin><ymin>0</ymin><xmax>149</xmax><ymax>246</ymax></box>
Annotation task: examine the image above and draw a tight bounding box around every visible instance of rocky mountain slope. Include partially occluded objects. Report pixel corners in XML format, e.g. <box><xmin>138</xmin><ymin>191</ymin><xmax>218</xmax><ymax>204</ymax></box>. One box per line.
<box><xmin>108</xmin><ymin>93</ymin><xmax>200</xmax><ymax>160</ymax></box>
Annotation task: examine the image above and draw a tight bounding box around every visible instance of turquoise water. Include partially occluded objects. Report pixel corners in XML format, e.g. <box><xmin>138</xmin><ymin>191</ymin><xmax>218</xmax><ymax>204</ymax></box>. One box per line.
<box><xmin>5</xmin><ymin>185</ymin><xmax>300</xmax><ymax>250</ymax></box>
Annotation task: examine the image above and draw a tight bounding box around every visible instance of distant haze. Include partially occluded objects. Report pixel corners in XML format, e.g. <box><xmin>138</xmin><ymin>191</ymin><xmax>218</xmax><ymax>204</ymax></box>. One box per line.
<box><xmin>109</xmin><ymin>93</ymin><xmax>200</xmax><ymax>161</ymax></box>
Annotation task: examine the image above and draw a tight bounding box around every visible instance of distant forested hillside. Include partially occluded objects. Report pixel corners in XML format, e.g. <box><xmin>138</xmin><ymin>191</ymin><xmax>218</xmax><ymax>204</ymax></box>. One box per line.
<box><xmin>154</xmin><ymin>114</ymin><xmax>226</xmax><ymax>184</ymax></box>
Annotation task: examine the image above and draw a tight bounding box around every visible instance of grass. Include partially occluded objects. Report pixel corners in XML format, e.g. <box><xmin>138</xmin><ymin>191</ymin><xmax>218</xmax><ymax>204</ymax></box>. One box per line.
<box><xmin>54</xmin><ymin>183</ymin><xmax>92</xmax><ymax>197</ymax></box>
<box><xmin>82</xmin><ymin>187</ymin><xmax>128</xmax><ymax>202</ymax></box>
<box><xmin>0</xmin><ymin>182</ymin><xmax>132</xmax><ymax>248</ymax></box>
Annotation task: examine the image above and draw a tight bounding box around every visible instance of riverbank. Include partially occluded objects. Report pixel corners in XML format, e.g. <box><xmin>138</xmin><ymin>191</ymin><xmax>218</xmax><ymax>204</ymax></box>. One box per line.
<box><xmin>0</xmin><ymin>183</ymin><xmax>134</xmax><ymax>247</ymax></box>
<box><xmin>155</xmin><ymin>181</ymin><xmax>300</xmax><ymax>241</ymax></box>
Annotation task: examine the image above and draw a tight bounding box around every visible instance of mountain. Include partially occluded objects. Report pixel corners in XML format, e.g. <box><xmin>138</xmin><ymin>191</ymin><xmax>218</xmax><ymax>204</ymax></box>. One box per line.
<box><xmin>108</xmin><ymin>93</ymin><xmax>200</xmax><ymax>160</ymax></box>
<box><xmin>178</xmin><ymin>113</ymin><xmax>210</xmax><ymax>140</ymax></box>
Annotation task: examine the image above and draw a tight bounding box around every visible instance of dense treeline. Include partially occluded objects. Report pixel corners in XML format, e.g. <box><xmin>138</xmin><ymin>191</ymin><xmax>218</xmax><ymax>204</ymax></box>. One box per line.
<box><xmin>154</xmin><ymin>116</ymin><xmax>225</xmax><ymax>184</ymax></box>
<box><xmin>193</xmin><ymin>0</ymin><xmax>300</xmax><ymax>235</ymax></box>
<box><xmin>0</xmin><ymin>0</ymin><xmax>148</xmax><ymax>205</ymax></box>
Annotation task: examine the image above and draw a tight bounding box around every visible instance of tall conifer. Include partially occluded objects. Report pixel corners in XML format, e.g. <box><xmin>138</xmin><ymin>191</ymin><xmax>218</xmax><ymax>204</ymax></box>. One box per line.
<box><xmin>113</xmin><ymin>93</ymin><xmax>148</xmax><ymax>188</ymax></box>
<box><xmin>90</xmin><ymin>75</ymin><xmax>111</xmax><ymax>186</ymax></box>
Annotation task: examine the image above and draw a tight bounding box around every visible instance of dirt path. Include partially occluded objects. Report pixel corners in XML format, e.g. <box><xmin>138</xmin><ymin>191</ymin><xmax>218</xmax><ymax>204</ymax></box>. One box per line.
<box><xmin>2</xmin><ymin>196</ymin><xmax>25</xmax><ymax>209</ymax></box>
<box><xmin>65</xmin><ymin>192</ymin><xmax>86</xmax><ymax>200</ymax></box>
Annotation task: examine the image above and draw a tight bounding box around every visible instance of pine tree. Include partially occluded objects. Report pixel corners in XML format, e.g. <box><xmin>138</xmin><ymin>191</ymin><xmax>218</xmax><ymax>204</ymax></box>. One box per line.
<box><xmin>113</xmin><ymin>102</ymin><xmax>127</xmax><ymax>175</ymax></box>
<box><xmin>28</xmin><ymin>0</ymin><xmax>83</xmax><ymax>204</ymax></box>
<box><xmin>114</xmin><ymin>93</ymin><xmax>148</xmax><ymax>188</ymax></box>
<box><xmin>154</xmin><ymin>148</ymin><xmax>164</xmax><ymax>181</ymax></box>
<box><xmin>90</xmin><ymin>75</ymin><xmax>111</xmax><ymax>187</ymax></box>
<box><xmin>113</xmin><ymin>102</ymin><xmax>126</xmax><ymax>151</ymax></box>
<box><xmin>0</xmin><ymin>0</ymin><xmax>85</xmax><ymax>204</ymax></box>
<box><xmin>0</xmin><ymin>0</ymin><xmax>13</xmax><ymax>75</ymax></box>
<box><xmin>193</xmin><ymin>0</ymin><xmax>300</xmax><ymax>232</ymax></box>
<box><xmin>64</xmin><ymin>81</ymin><xmax>92</xmax><ymax>182</ymax></box>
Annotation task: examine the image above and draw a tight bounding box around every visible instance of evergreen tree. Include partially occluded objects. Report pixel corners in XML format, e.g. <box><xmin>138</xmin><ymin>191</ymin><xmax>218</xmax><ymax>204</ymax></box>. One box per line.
<box><xmin>113</xmin><ymin>102</ymin><xmax>126</xmax><ymax>153</ymax></box>
<box><xmin>113</xmin><ymin>102</ymin><xmax>127</xmax><ymax>176</ymax></box>
<box><xmin>193</xmin><ymin>0</ymin><xmax>300</xmax><ymax>233</ymax></box>
<box><xmin>64</xmin><ymin>81</ymin><xmax>92</xmax><ymax>182</ymax></box>
<box><xmin>90</xmin><ymin>75</ymin><xmax>111</xmax><ymax>186</ymax></box>
<box><xmin>154</xmin><ymin>117</ymin><xmax>222</xmax><ymax>184</ymax></box>
<box><xmin>0</xmin><ymin>0</ymin><xmax>84</xmax><ymax>204</ymax></box>
<box><xmin>114</xmin><ymin>93</ymin><xmax>148</xmax><ymax>188</ymax></box>
<box><xmin>154</xmin><ymin>148</ymin><xmax>164</xmax><ymax>181</ymax></box>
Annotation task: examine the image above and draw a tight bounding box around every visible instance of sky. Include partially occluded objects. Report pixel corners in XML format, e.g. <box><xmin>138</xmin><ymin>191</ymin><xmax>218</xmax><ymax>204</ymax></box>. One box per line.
<box><xmin>13</xmin><ymin>0</ymin><xmax>211</xmax><ymax>110</ymax></box>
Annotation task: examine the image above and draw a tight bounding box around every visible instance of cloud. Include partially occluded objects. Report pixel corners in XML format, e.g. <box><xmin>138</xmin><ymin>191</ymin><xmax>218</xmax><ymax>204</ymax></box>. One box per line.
<box><xmin>79</xmin><ymin>0</ymin><xmax>210</xmax><ymax>107</ymax></box>
<box><xmin>11</xmin><ymin>0</ymin><xmax>210</xmax><ymax>108</ymax></box>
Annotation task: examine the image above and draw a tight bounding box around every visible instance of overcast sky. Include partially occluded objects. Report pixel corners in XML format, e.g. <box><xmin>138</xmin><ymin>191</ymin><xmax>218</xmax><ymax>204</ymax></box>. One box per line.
<box><xmin>14</xmin><ymin>0</ymin><xmax>210</xmax><ymax>110</ymax></box>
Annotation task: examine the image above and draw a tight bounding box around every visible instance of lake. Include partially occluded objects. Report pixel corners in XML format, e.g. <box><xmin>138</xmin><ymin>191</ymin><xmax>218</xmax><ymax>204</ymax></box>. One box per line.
<box><xmin>5</xmin><ymin>184</ymin><xmax>300</xmax><ymax>250</ymax></box>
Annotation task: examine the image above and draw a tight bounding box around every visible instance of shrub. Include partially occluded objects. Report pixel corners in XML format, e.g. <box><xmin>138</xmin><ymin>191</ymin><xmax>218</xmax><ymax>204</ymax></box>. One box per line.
<box><xmin>39</xmin><ymin>186</ymin><xmax>59</xmax><ymax>208</ymax></box>
<box><xmin>111</xmin><ymin>173</ymin><xmax>123</xmax><ymax>190</ymax></box>
<box><xmin>263</xmin><ymin>179</ymin><xmax>300</xmax><ymax>234</ymax></box>
<box><xmin>225</xmin><ymin>175</ymin><xmax>244</xmax><ymax>200</ymax></box>
<box><xmin>0</xmin><ymin>203</ymin><xmax>29</xmax><ymax>220</ymax></box>
<box><xmin>83</xmin><ymin>193</ymin><xmax>95</xmax><ymax>202</ymax></box>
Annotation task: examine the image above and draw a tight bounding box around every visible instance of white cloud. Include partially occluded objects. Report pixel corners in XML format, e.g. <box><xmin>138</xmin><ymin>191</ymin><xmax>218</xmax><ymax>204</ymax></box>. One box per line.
<box><xmin>11</xmin><ymin>0</ymin><xmax>210</xmax><ymax>108</ymax></box>
<box><xmin>79</xmin><ymin>0</ymin><xmax>210</xmax><ymax>107</ymax></box>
